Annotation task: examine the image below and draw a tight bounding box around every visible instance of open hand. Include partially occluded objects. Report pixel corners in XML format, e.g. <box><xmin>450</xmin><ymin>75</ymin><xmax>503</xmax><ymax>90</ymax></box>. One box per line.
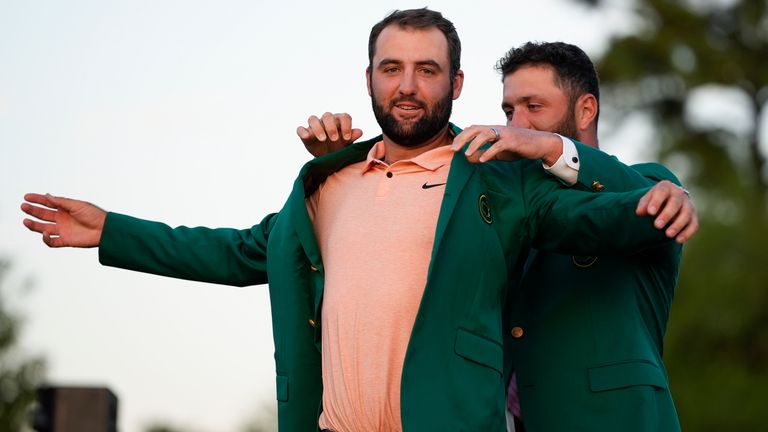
<box><xmin>297</xmin><ymin>112</ymin><xmax>363</xmax><ymax>157</ymax></box>
<box><xmin>21</xmin><ymin>193</ymin><xmax>106</xmax><ymax>248</ymax></box>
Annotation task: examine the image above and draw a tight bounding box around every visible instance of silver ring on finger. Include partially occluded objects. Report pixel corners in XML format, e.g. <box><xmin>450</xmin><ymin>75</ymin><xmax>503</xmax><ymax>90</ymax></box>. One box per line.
<box><xmin>490</xmin><ymin>127</ymin><xmax>501</xmax><ymax>143</ymax></box>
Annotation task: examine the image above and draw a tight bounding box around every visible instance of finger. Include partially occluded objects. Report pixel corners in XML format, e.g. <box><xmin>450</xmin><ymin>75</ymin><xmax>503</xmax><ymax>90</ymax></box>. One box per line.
<box><xmin>675</xmin><ymin>216</ymin><xmax>699</xmax><ymax>244</ymax></box>
<box><xmin>472</xmin><ymin>127</ymin><xmax>503</xmax><ymax>161</ymax></box>
<box><xmin>351</xmin><ymin>128</ymin><xmax>364</xmax><ymax>142</ymax></box>
<box><xmin>42</xmin><ymin>231</ymin><xmax>53</xmax><ymax>247</ymax></box>
<box><xmin>464</xmin><ymin>149</ymin><xmax>487</xmax><ymax>164</ymax></box>
<box><xmin>663</xmin><ymin>201</ymin><xmax>692</xmax><ymax>238</ymax></box>
<box><xmin>42</xmin><ymin>231</ymin><xmax>64</xmax><ymax>248</ymax></box>
<box><xmin>635</xmin><ymin>190</ymin><xmax>652</xmax><ymax>216</ymax></box>
<box><xmin>450</xmin><ymin>127</ymin><xmax>477</xmax><ymax>152</ymax></box>
<box><xmin>307</xmin><ymin>115</ymin><xmax>327</xmax><ymax>141</ymax></box>
<box><xmin>24</xmin><ymin>193</ymin><xmax>55</xmax><ymax>208</ymax></box>
<box><xmin>478</xmin><ymin>142</ymin><xmax>502</xmax><ymax>163</ymax></box>
<box><xmin>46</xmin><ymin>194</ymin><xmax>81</xmax><ymax>213</ymax></box>
<box><xmin>463</xmin><ymin>127</ymin><xmax>490</xmax><ymax>157</ymax></box>
<box><xmin>321</xmin><ymin>112</ymin><xmax>339</xmax><ymax>141</ymax></box>
<box><xmin>23</xmin><ymin>218</ymin><xmax>59</xmax><ymax>235</ymax></box>
<box><xmin>643</xmin><ymin>185</ymin><xmax>670</xmax><ymax>217</ymax></box>
<box><xmin>335</xmin><ymin>113</ymin><xmax>354</xmax><ymax>140</ymax></box>
<box><xmin>653</xmin><ymin>192</ymin><xmax>683</xmax><ymax>230</ymax></box>
<box><xmin>21</xmin><ymin>202</ymin><xmax>58</xmax><ymax>221</ymax></box>
<box><xmin>296</xmin><ymin>126</ymin><xmax>310</xmax><ymax>140</ymax></box>
<box><xmin>478</xmin><ymin>129</ymin><xmax>513</xmax><ymax>163</ymax></box>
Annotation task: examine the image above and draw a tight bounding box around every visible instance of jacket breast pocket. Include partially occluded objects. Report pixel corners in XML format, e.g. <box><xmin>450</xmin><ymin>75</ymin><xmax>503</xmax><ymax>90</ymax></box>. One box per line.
<box><xmin>588</xmin><ymin>359</ymin><xmax>668</xmax><ymax>392</ymax></box>
<box><xmin>454</xmin><ymin>328</ymin><xmax>503</xmax><ymax>375</ymax></box>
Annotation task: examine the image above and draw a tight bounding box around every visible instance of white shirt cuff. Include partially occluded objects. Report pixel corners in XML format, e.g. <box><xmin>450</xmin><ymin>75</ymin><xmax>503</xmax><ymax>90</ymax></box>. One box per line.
<box><xmin>543</xmin><ymin>134</ymin><xmax>580</xmax><ymax>186</ymax></box>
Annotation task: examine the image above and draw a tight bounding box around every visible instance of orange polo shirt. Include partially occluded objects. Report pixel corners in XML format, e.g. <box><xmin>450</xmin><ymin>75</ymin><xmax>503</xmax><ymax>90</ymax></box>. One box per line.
<box><xmin>307</xmin><ymin>142</ymin><xmax>453</xmax><ymax>432</ymax></box>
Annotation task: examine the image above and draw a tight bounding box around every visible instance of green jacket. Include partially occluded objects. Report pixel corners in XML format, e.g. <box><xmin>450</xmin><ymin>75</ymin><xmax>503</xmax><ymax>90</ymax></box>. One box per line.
<box><xmin>505</xmin><ymin>160</ymin><xmax>682</xmax><ymax>432</ymax></box>
<box><xmin>98</xmin><ymin>126</ymin><xmax>670</xmax><ymax>431</ymax></box>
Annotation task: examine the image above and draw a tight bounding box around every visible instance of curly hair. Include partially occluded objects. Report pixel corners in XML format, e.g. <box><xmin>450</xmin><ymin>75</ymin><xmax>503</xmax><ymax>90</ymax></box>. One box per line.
<box><xmin>496</xmin><ymin>41</ymin><xmax>600</xmax><ymax>107</ymax></box>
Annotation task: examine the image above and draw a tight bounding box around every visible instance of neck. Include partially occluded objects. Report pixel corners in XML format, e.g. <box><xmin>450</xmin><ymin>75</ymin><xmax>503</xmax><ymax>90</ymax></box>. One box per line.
<box><xmin>381</xmin><ymin>125</ymin><xmax>453</xmax><ymax>164</ymax></box>
<box><xmin>577</xmin><ymin>129</ymin><xmax>599</xmax><ymax>149</ymax></box>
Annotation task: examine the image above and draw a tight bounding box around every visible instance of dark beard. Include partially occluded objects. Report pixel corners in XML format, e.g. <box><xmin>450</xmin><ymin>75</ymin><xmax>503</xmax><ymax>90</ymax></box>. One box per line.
<box><xmin>551</xmin><ymin>102</ymin><xmax>578</xmax><ymax>139</ymax></box>
<box><xmin>371</xmin><ymin>91</ymin><xmax>453</xmax><ymax>148</ymax></box>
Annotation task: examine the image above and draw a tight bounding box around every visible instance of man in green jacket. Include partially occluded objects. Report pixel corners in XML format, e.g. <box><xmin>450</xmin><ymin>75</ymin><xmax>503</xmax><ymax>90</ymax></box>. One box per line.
<box><xmin>496</xmin><ymin>43</ymin><xmax>687</xmax><ymax>432</ymax></box>
<box><xmin>301</xmin><ymin>42</ymin><xmax>694</xmax><ymax>431</ymax></box>
<box><xmin>21</xmin><ymin>9</ymin><xmax>695</xmax><ymax>432</ymax></box>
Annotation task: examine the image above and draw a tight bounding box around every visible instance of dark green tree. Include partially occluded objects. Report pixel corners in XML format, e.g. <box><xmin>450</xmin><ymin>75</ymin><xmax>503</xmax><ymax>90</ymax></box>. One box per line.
<box><xmin>0</xmin><ymin>261</ymin><xmax>46</xmax><ymax>430</ymax></box>
<box><xmin>576</xmin><ymin>0</ymin><xmax>768</xmax><ymax>430</ymax></box>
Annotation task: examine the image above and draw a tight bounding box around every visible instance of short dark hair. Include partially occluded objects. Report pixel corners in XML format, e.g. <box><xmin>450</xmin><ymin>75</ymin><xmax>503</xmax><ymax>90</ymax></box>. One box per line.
<box><xmin>368</xmin><ymin>8</ymin><xmax>461</xmax><ymax>80</ymax></box>
<box><xmin>495</xmin><ymin>42</ymin><xmax>600</xmax><ymax>108</ymax></box>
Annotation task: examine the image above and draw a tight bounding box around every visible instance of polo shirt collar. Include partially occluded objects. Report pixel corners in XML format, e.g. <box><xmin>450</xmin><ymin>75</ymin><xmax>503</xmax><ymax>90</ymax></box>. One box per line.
<box><xmin>361</xmin><ymin>141</ymin><xmax>454</xmax><ymax>173</ymax></box>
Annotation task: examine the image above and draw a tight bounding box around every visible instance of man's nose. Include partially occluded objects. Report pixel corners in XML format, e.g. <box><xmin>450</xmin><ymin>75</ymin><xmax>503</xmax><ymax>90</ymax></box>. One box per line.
<box><xmin>507</xmin><ymin>113</ymin><xmax>531</xmax><ymax>129</ymax></box>
<box><xmin>398</xmin><ymin>70</ymin><xmax>417</xmax><ymax>95</ymax></box>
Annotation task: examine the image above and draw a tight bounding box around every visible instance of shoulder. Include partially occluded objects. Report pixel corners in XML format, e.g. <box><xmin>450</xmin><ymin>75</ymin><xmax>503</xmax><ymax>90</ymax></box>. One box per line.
<box><xmin>473</xmin><ymin>159</ymin><xmax>534</xmax><ymax>191</ymax></box>
<box><xmin>631</xmin><ymin>162</ymin><xmax>681</xmax><ymax>185</ymax></box>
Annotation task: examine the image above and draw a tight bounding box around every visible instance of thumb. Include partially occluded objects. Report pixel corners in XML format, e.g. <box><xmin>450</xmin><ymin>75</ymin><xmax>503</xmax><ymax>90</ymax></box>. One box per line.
<box><xmin>636</xmin><ymin>191</ymin><xmax>650</xmax><ymax>216</ymax></box>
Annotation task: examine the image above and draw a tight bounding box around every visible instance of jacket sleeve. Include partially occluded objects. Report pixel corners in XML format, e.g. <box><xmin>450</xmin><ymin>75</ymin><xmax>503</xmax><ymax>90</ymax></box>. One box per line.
<box><xmin>98</xmin><ymin>212</ymin><xmax>278</xmax><ymax>287</ymax></box>
<box><xmin>630</xmin><ymin>162</ymin><xmax>682</xmax><ymax>186</ymax></box>
<box><xmin>572</xmin><ymin>141</ymin><xmax>684</xmax><ymax>189</ymax></box>
<box><xmin>522</xmin><ymin>162</ymin><xmax>672</xmax><ymax>256</ymax></box>
<box><xmin>570</xmin><ymin>142</ymin><xmax>676</xmax><ymax>191</ymax></box>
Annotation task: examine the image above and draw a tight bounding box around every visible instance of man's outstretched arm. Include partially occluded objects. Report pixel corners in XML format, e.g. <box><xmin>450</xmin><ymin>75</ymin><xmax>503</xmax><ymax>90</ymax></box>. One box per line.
<box><xmin>21</xmin><ymin>192</ymin><xmax>274</xmax><ymax>286</ymax></box>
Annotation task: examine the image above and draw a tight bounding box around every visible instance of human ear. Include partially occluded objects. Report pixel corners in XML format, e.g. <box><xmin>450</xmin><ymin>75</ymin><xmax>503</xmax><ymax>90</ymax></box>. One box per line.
<box><xmin>576</xmin><ymin>93</ymin><xmax>598</xmax><ymax>131</ymax></box>
<box><xmin>452</xmin><ymin>69</ymin><xmax>464</xmax><ymax>100</ymax></box>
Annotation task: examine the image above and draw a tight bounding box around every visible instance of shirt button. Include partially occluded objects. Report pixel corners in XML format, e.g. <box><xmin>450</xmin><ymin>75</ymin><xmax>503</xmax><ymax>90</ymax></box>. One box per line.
<box><xmin>386</xmin><ymin>172</ymin><xmax>393</xmax><ymax>178</ymax></box>
<box><xmin>591</xmin><ymin>181</ymin><xmax>605</xmax><ymax>192</ymax></box>
<box><xmin>308</xmin><ymin>319</ymin><xmax>316</xmax><ymax>328</ymax></box>
<box><xmin>310</xmin><ymin>265</ymin><xmax>319</xmax><ymax>272</ymax></box>
<box><xmin>511</xmin><ymin>326</ymin><xmax>524</xmax><ymax>339</ymax></box>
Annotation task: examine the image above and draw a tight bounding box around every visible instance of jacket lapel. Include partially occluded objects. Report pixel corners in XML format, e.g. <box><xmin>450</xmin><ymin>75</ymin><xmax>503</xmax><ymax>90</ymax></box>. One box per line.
<box><xmin>428</xmin><ymin>124</ymin><xmax>476</xmax><ymax>275</ymax></box>
<box><xmin>429</xmin><ymin>147</ymin><xmax>475</xmax><ymax>268</ymax></box>
<box><xmin>289</xmin><ymin>136</ymin><xmax>380</xmax><ymax>314</ymax></box>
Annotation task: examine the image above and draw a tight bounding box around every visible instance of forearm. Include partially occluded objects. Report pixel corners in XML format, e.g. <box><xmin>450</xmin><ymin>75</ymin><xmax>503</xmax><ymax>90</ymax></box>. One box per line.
<box><xmin>99</xmin><ymin>212</ymin><xmax>274</xmax><ymax>286</ymax></box>
<box><xmin>572</xmin><ymin>144</ymin><xmax>668</xmax><ymax>191</ymax></box>
<box><xmin>527</xmin><ymin>174</ymin><xmax>672</xmax><ymax>255</ymax></box>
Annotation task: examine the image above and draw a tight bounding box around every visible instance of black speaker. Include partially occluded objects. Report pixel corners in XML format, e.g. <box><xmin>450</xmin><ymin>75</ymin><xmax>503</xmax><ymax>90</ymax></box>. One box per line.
<box><xmin>32</xmin><ymin>386</ymin><xmax>118</xmax><ymax>432</ymax></box>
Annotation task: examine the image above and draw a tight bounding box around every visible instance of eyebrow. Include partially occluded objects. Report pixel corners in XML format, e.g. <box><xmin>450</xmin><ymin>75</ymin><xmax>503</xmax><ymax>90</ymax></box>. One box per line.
<box><xmin>377</xmin><ymin>58</ymin><xmax>443</xmax><ymax>70</ymax></box>
<box><xmin>501</xmin><ymin>95</ymin><xmax>539</xmax><ymax>110</ymax></box>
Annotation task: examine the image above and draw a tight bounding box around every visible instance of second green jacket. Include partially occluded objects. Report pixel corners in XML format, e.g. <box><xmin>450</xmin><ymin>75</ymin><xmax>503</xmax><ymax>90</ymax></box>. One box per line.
<box><xmin>505</xmin><ymin>161</ymin><xmax>682</xmax><ymax>432</ymax></box>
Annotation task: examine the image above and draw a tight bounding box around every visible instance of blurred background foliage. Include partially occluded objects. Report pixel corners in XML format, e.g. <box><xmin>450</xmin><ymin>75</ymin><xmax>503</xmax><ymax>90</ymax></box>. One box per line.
<box><xmin>0</xmin><ymin>261</ymin><xmax>46</xmax><ymax>431</ymax></box>
<box><xmin>577</xmin><ymin>0</ymin><xmax>767</xmax><ymax>429</ymax></box>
